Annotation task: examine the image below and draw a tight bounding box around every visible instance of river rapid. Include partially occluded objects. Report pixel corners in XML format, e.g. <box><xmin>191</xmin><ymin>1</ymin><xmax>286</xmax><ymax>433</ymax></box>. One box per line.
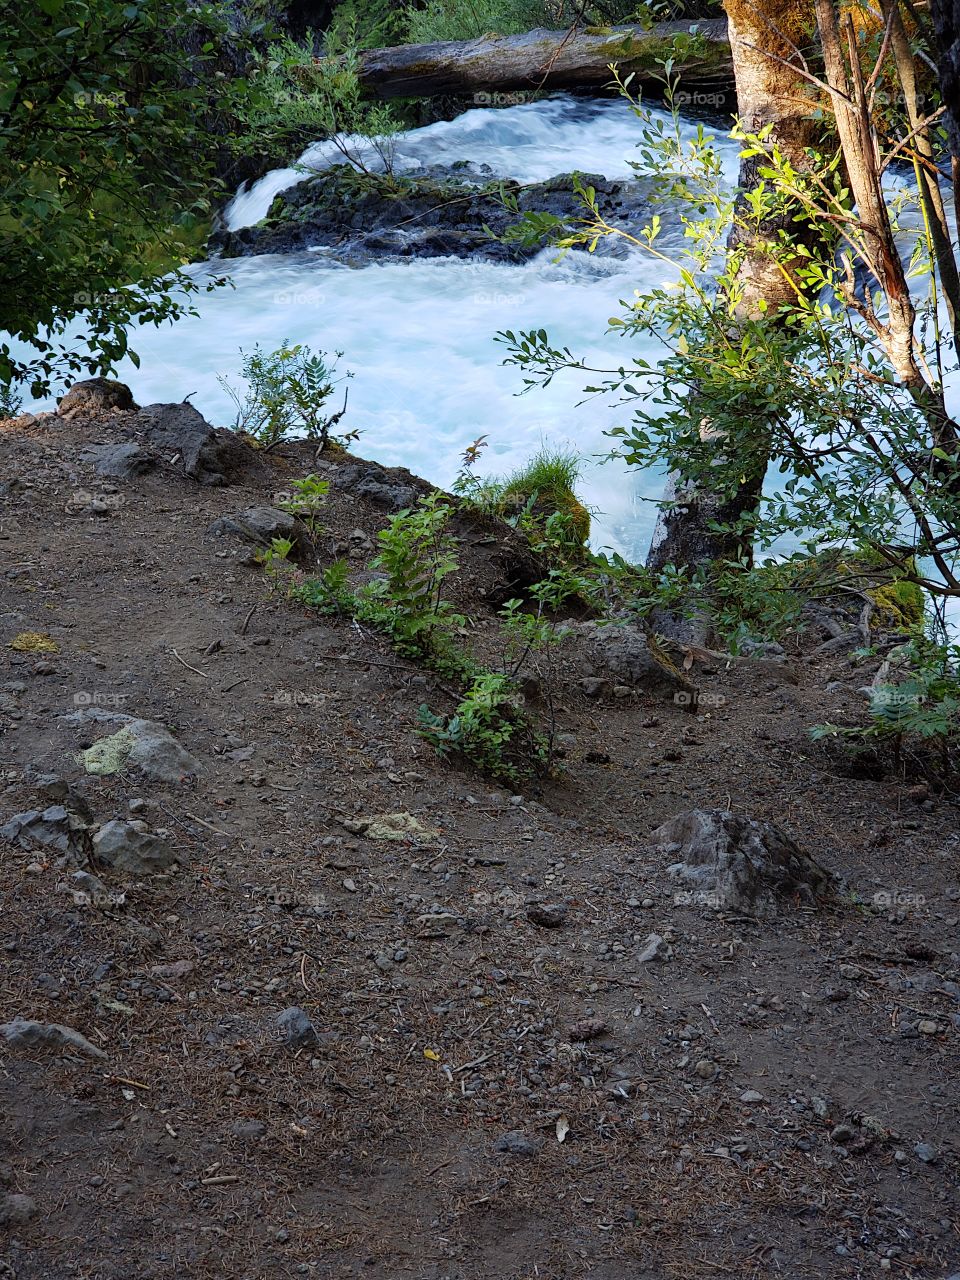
<box><xmin>105</xmin><ymin>94</ymin><xmax>743</xmax><ymax>563</ymax></box>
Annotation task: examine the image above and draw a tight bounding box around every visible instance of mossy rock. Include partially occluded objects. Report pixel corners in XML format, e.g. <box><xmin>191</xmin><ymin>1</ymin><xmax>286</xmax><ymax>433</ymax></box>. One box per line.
<box><xmin>495</xmin><ymin>448</ymin><xmax>591</xmax><ymax>551</ymax></box>
<box><xmin>866</xmin><ymin>576</ymin><xmax>925</xmax><ymax>629</ymax></box>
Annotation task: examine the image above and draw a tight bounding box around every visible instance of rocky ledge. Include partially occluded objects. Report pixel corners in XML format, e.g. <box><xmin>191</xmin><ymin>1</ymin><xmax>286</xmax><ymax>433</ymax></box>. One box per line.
<box><xmin>211</xmin><ymin>162</ymin><xmax>653</xmax><ymax>263</ymax></box>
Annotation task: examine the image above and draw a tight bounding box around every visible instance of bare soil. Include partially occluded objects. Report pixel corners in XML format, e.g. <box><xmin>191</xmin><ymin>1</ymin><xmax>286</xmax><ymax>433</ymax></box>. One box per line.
<box><xmin>0</xmin><ymin>406</ymin><xmax>957</xmax><ymax>1280</ymax></box>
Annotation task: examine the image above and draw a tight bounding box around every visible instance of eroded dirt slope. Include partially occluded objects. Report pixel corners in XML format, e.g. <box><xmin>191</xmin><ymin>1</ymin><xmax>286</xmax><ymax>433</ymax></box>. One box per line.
<box><xmin>0</xmin><ymin>405</ymin><xmax>957</xmax><ymax>1280</ymax></box>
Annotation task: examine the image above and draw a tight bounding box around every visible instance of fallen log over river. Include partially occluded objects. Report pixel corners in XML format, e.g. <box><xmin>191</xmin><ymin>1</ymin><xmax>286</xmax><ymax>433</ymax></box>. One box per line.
<box><xmin>342</xmin><ymin>20</ymin><xmax>733</xmax><ymax>103</ymax></box>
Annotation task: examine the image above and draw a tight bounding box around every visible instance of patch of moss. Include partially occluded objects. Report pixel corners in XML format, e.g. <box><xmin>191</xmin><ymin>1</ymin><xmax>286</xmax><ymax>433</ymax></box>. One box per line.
<box><xmin>9</xmin><ymin>631</ymin><xmax>59</xmax><ymax>654</ymax></box>
<box><xmin>487</xmin><ymin>447</ymin><xmax>591</xmax><ymax>549</ymax></box>
<box><xmin>866</xmin><ymin>575</ymin><xmax>925</xmax><ymax>630</ymax></box>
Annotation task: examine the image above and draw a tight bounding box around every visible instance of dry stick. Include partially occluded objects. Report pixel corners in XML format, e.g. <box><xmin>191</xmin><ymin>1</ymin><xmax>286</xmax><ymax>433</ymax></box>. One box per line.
<box><xmin>170</xmin><ymin>648</ymin><xmax>208</xmax><ymax>678</ymax></box>
<box><xmin>183</xmin><ymin>811</ymin><xmax>235</xmax><ymax>839</ymax></box>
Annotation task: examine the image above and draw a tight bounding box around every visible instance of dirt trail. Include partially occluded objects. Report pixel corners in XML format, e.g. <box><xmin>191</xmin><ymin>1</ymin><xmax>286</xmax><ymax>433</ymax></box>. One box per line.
<box><xmin>0</xmin><ymin>404</ymin><xmax>957</xmax><ymax>1279</ymax></box>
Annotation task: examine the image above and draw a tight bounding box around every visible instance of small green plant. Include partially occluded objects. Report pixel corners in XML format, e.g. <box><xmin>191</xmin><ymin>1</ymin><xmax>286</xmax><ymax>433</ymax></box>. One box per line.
<box><xmin>278</xmin><ymin>474</ymin><xmax>330</xmax><ymax>538</ymax></box>
<box><xmin>296</xmin><ymin>557</ymin><xmax>353</xmax><ymax>614</ymax></box>
<box><xmin>219</xmin><ymin>342</ymin><xmax>350</xmax><ymax>450</ymax></box>
<box><xmin>0</xmin><ymin>382</ymin><xmax>22</xmax><ymax>418</ymax></box>
<box><xmin>362</xmin><ymin>493</ymin><xmax>467</xmax><ymax>664</ymax></box>
<box><xmin>257</xmin><ymin>535</ymin><xmax>295</xmax><ymax>589</ymax></box>
<box><xmin>418</xmin><ymin>672</ymin><xmax>549</xmax><ymax>786</ymax></box>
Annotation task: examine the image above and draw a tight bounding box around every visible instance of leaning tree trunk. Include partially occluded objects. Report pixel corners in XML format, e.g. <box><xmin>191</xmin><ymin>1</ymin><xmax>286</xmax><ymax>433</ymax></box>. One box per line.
<box><xmin>331</xmin><ymin>21</ymin><xmax>732</xmax><ymax>100</ymax></box>
<box><xmin>645</xmin><ymin>0</ymin><xmax>823</xmax><ymax>638</ymax></box>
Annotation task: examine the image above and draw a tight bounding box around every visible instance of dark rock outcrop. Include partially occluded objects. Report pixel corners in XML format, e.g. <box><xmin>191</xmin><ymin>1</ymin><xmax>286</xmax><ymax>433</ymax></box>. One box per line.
<box><xmin>213</xmin><ymin>164</ymin><xmax>652</xmax><ymax>264</ymax></box>
<box><xmin>653</xmin><ymin>808</ymin><xmax>836</xmax><ymax>916</ymax></box>
<box><xmin>136</xmin><ymin>403</ymin><xmax>253</xmax><ymax>486</ymax></box>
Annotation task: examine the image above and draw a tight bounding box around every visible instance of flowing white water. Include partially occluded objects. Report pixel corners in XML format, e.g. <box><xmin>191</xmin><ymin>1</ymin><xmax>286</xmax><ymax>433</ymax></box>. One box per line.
<box><xmin>92</xmin><ymin>94</ymin><xmax>743</xmax><ymax>562</ymax></box>
<box><xmin>225</xmin><ymin>94</ymin><xmax>740</xmax><ymax>229</ymax></box>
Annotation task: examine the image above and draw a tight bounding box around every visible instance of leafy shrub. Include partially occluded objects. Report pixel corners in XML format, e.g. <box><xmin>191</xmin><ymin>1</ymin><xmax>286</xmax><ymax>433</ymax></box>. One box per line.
<box><xmin>0</xmin><ymin>382</ymin><xmax>23</xmax><ymax>419</ymax></box>
<box><xmin>218</xmin><ymin>342</ymin><xmax>350</xmax><ymax>449</ymax></box>
<box><xmin>418</xmin><ymin>673</ymin><xmax>550</xmax><ymax>786</ymax></box>
<box><xmin>812</xmin><ymin>639</ymin><xmax>960</xmax><ymax>778</ymax></box>
<box><xmin>248</xmin><ymin>29</ymin><xmax>403</xmax><ymax>179</ymax></box>
<box><xmin>1</xmin><ymin>0</ymin><xmax>256</xmax><ymax>395</ymax></box>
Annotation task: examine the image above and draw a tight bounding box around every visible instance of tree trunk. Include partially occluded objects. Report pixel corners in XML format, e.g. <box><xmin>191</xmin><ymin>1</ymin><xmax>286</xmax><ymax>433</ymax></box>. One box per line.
<box><xmin>645</xmin><ymin>0</ymin><xmax>823</xmax><ymax>635</ymax></box>
<box><xmin>929</xmin><ymin>0</ymin><xmax>960</xmax><ymax>232</ymax></box>
<box><xmin>343</xmin><ymin>21</ymin><xmax>732</xmax><ymax>100</ymax></box>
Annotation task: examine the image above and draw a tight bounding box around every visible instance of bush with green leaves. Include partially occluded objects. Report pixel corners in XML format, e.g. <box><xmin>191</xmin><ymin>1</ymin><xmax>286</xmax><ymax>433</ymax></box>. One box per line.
<box><xmin>418</xmin><ymin>673</ymin><xmax>550</xmax><ymax>787</ymax></box>
<box><xmin>812</xmin><ymin>638</ymin><xmax>960</xmax><ymax>779</ymax></box>
<box><xmin>361</xmin><ymin>492</ymin><xmax>468</xmax><ymax>664</ymax></box>
<box><xmin>245</xmin><ymin>28</ymin><xmax>403</xmax><ymax>180</ymax></box>
<box><xmin>0</xmin><ymin>0</ymin><xmax>265</xmax><ymax>396</ymax></box>
<box><xmin>218</xmin><ymin>342</ymin><xmax>351</xmax><ymax>450</ymax></box>
<box><xmin>0</xmin><ymin>382</ymin><xmax>23</xmax><ymax>419</ymax></box>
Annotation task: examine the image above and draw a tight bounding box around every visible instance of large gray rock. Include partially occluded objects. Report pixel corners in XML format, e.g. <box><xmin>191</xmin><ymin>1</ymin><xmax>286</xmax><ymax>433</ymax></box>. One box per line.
<box><xmin>92</xmin><ymin>819</ymin><xmax>176</xmax><ymax>873</ymax></box>
<box><xmin>80</xmin><ymin>441</ymin><xmax>155</xmax><ymax>479</ymax></box>
<box><xmin>58</xmin><ymin>378</ymin><xmax>138</xmax><ymax>417</ymax></box>
<box><xmin>0</xmin><ymin>1017</ymin><xmax>107</xmax><ymax>1059</ymax></box>
<box><xmin>581</xmin><ymin>622</ymin><xmax>691</xmax><ymax>698</ymax></box>
<box><xmin>69</xmin><ymin>710</ymin><xmax>200</xmax><ymax>783</ymax></box>
<box><xmin>333</xmin><ymin>461</ymin><xmax>418</xmax><ymax>512</ymax></box>
<box><xmin>207</xmin><ymin>506</ymin><xmax>311</xmax><ymax>561</ymax></box>
<box><xmin>653</xmin><ymin>808</ymin><xmax>835</xmax><ymax>916</ymax></box>
<box><xmin>136</xmin><ymin>402</ymin><xmax>252</xmax><ymax>486</ymax></box>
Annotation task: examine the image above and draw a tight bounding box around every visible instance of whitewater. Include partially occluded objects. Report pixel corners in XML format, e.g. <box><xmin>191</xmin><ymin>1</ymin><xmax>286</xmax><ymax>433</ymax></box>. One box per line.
<box><xmin>98</xmin><ymin>94</ymin><xmax>742</xmax><ymax>563</ymax></box>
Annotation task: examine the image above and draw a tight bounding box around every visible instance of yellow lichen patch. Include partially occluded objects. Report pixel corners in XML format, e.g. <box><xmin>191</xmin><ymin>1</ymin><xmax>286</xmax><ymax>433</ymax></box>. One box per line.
<box><xmin>78</xmin><ymin>726</ymin><xmax>137</xmax><ymax>776</ymax></box>
<box><xmin>9</xmin><ymin>631</ymin><xmax>59</xmax><ymax>654</ymax></box>
<box><xmin>343</xmin><ymin>812</ymin><xmax>440</xmax><ymax>842</ymax></box>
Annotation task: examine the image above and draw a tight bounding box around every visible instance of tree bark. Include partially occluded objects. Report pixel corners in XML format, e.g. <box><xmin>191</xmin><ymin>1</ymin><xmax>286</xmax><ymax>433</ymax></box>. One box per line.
<box><xmin>929</xmin><ymin>0</ymin><xmax>960</xmax><ymax>232</ymax></box>
<box><xmin>344</xmin><ymin>21</ymin><xmax>732</xmax><ymax>100</ymax></box>
<box><xmin>645</xmin><ymin>0</ymin><xmax>823</xmax><ymax>624</ymax></box>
